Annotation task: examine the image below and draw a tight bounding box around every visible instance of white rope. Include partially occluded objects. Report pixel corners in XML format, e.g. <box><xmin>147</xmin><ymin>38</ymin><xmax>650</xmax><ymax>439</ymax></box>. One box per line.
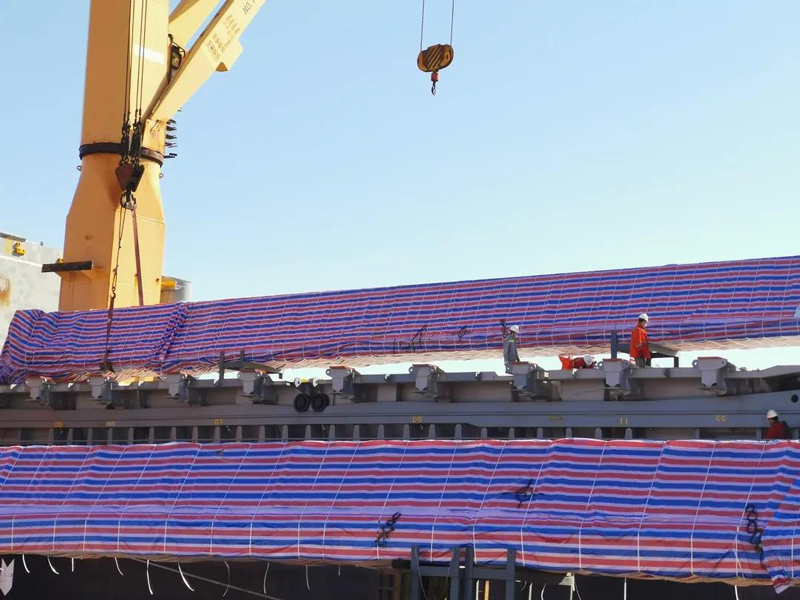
<box><xmin>115</xmin><ymin>557</ymin><xmax>124</xmax><ymax>576</ymax></box>
<box><xmin>162</xmin><ymin>444</ymin><xmax>201</xmax><ymax>553</ymax></box>
<box><xmin>247</xmin><ymin>442</ymin><xmax>289</xmax><ymax>556</ymax></box>
<box><xmin>21</xmin><ymin>555</ymin><xmax>29</xmax><ymax>574</ymax></box>
<box><xmin>3</xmin><ymin>448</ymin><xmax>22</xmax><ymax>554</ymax></box>
<box><xmin>321</xmin><ymin>440</ymin><xmax>360</xmax><ymax>561</ymax></box>
<box><xmin>248</xmin><ymin>443</ymin><xmax>289</xmax><ymax>558</ymax></box>
<box><xmin>689</xmin><ymin>441</ymin><xmax>717</xmax><ymax>578</ymax></box>
<box><xmin>13</xmin><ymin>446</ymin><xmax>47</xmax><ymax>554</ymax></box>
<box><xmin>83</xmin><ymin>445</ymin><xmax>126</xmax><ymax>552</ymax></box>
<box><xmin>518</xmin><ymin>440</ymin><xmax>551</xmax><ymax>566</ymax></box>
<box><xmin>375</xmin><ymin>439</ymin><xmax>411</xmax><ymax>561</ymax></box>
<box><xmin>117</xmin><ymin>443</ymin><xmax>158</xmax><ymax>554</ymax></box>
<box><xmin>296</xmin><ymin>442</ymin><xmax>332</xmax><ymax>560</ymax></box>
<box><xmin>573</xmin><ymin>575</ymin><xmax>583</xmax><ymax>600</ymax></box>
<box><xmin>71</xmin><ymin>557</ymin><xmax>75</xmax><ymax>573</ymax></box>
<box><xmin>429</xmin><ymin>440</ymin><xmax>460</xmax><ymax>558</ymax></box>
<box><xmin>54</xmin><ymin>448</ymin><xmax>92</xmax><ymax>552</ymax></box>
<box><xmin>305</xmin><ymin>565</ymin><xmax>311</xmax><ymax>590</ymax></box>
<box><xmin>636</xmin><ymin>442</ymin><xmax>665</xmax><ymax>575</ymax></box>
<box><xmin>47</xmin><ymin>556</ymin><xmax>59</xmax><ymax>575</ymax></box>
<box><xmin>623</xmin><ymin>577</ymin><xmax>627</xmax><ymax>599</ymax></box>
<box><xmin>262</xmin><ymin>562</ymin><xmax>270</xmax><ymax>594</ymax></box>
<box><xmin>146</xmin><ymin>560</ymin><xmax>154</xmax><ymax>596</ymax></box>
<box><xmin>209</xmin><ymin>443</ymin><xmax>253</xmax><ymax>557</ymax></box>
<box><xmin>734</xmin><ymin>585</ymin><xmax>740</xmax><ymax>600</ymax></box>
<box><xmin>540</xmin><ymin>583</ymin><xmax>546</xmax><ymax>600</ymax></box>
<box><xmin>735</xmin><ymin>442</ymin><xmax>767</xmax><ymax>578</ymax></box>
<box><xmin>472</xmin><ymin>439</ymin><xmax>508</xmax><ymax>564</ymax></box>
<box><xmin>178</xmin><ymin>563</ymin><xmax>195</xmax><ymax>592</ymax></box>
<box><xmin>577</xmin><ymin>441</ymin><xmax>609</xmax><ymax>572</ymax></box>
<box><xmin>223</xmin><ymin>561</ymin><xmax>231</xmax><ymax>597</ymax></box>
<box><xmin>135</xmin><ymin>559</ymin><xmax>283</xmax><ymax>600</ymax></box>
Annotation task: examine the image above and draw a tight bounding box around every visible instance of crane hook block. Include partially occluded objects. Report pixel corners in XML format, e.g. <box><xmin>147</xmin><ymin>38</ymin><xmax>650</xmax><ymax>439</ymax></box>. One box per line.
<box><xmin>417</xmin><ymin>44</ymin><xmax>454</xmax><ymax>73</ymax></box>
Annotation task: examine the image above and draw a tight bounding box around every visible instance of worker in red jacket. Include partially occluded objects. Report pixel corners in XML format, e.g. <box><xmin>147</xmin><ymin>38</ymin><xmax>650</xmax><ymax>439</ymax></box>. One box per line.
<box><xmin>630</xmin><ymin>313</ymin><xmax>651</xmax><ymax>368</ymax></box>
<box><xmin>766</xmin><ymin>410</ymin><xmax>791</xmax><ymax>440</ymax></box>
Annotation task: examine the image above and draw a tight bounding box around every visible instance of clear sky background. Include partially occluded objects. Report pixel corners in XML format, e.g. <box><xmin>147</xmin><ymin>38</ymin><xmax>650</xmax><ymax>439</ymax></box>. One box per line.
<box><xmin>1</xmin><ymin>1</ymin><xmax>798</xmax><ymax>373</ymax></box>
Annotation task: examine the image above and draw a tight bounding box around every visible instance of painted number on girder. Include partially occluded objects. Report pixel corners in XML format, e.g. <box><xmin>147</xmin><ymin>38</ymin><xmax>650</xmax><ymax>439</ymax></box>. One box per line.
<box><xmin>412</xmin><ymin>416</ymin><xmax>423</xmax><ymax>424</ymax></box>
<box><xmin>214</xmin><ymin>418</ymin><xmax>224</xmax><ymax>426</ymax></box>
<box><xmin>715</xmin><ymin>415</ymin><xmax>727</xmax><ymax>422</ymax></box>
<box><xmin>619</xmin><ymin>417</ymin><xmax>628</xmax><ymax>426</ymax></box>
<box><xmin>53</xmin><ymin>421</ymin><xmax>64</xmax><ymax>429</ymax></box>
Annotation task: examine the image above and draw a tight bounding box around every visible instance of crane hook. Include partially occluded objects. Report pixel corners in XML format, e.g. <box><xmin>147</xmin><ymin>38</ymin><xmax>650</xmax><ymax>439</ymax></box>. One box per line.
<box><xmin>431</xmin><ymin>71</ymin><xmax>438</xmax><ymax>95</ymax></box>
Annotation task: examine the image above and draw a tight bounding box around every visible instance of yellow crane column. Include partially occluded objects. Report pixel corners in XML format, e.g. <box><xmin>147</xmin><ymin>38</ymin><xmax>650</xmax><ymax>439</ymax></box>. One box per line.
<box><xmin>59</xmin><ymin>0</ymin><xmax>170</xmax><ymax>312</ymax></box>
<box><xmin>55</xmin><ymin>0</ymin><xmax>266</xmax><ymax>312</ymax></box>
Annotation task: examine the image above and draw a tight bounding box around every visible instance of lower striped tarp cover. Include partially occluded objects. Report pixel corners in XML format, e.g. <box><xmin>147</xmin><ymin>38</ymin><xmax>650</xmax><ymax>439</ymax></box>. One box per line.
<box><xmin>0</xmin><ymin>439</ymin><xmax>798</xmax><ymax>590</ymax></box>
<box><xmin>2</xmin><ymin>255</ymin><xmax>799</xmax><ymax>383</ymax></box>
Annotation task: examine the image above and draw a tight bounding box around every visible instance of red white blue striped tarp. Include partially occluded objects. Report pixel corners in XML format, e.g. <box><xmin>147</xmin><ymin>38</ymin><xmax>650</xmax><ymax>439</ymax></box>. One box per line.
<box><xmin>1</xmin><ymin>255</ymin><xmax>799</xmax><ymax>383</ymax></box>
<box><xmin>0</xmin><ymin>439</ymin><xmax>797</xmax><ymax>590</ymax></box>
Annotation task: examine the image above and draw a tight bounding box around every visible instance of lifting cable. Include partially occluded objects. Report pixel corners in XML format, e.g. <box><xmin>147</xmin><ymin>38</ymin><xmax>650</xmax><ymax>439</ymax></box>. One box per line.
<box><xmin>105</xmin><ymin>0</ymin><xmax>149</xmax><ymax>371</ymax></box>
<box><xmin>417</xmin><ymin>0</ymin><xmax>456</xmax><ymax>95</ymax></box>
<box><xmin>101</xmin><ymin>204</ymin><xmax>129</xmax><ymax>373</ymax></box>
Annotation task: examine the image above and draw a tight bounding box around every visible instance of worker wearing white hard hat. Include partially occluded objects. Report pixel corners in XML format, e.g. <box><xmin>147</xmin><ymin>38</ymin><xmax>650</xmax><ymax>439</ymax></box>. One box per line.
<box><xmin>503</xmin><ymin>325</ymin><xmax>520</xmax><ymax>373</ymax></box>
<box><xmin>582</xmin><ymin>355</ymin><xmax>596</xmax><ymax>368</ymax></box>
<box><xmin>630</xmin><ymin>313</ymin><xmax>651</xmax><ymax>368</ymax></box>
<box><xmin>766</xmin><ymin>410</ymin><xmax>790</xmax><ymax>440</ymax></box>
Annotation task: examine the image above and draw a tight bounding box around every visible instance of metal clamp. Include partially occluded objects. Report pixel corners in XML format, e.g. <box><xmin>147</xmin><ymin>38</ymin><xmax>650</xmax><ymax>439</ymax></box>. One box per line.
<box><xmin>409</xmin><ymin>364</ymin><xmax>442</xmax><ymax>398</ymax></box>
<box><xmin>25</xmin><ymin>377</ymin><xmax>50</xmax><ymax>404</ymax></box>
<box><xmin>165</xmin><ymin>374</ymin><xmax>203</xmax><ymax>405</ymax></box>
<box><xmin>326</xmin><ymin>366</ymin><xmax>362</xmax><ymax>401</ymax></box>
<box><xmin>88</xmin><ymin>375</ymin><xmax>120</xmax><ymax>405</ymax></box>
<box><xmin>603</xmin><ymin>359</ymin><xmax>631</xmax><ymax>396</ymax></box>
<box><xmin>694</xmin><ymin>356</ymin><xmax>735</xmax><ymax>396</ymax></box>
<box><xmin>239</xmin><ymin>372</ymin><xmax>278</xmax><ymax>404</ymax></box>
<box><xmin>509</xmin><ymin>362</ymin><xmax>548</xmax><ymax>400</ymax></box>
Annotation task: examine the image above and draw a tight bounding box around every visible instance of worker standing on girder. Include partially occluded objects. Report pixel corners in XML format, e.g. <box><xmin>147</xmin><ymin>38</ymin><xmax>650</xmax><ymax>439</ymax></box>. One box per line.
<box><xmin>630</xmin><ymin>314</ymin><xmax>651</xmax><ymax>368</ymax></box>
<box><xmin>504</xmin><ymin>325</ymin><xmax>521</xmax><ymax>373</ymax></box>
<box><xmin>765</xmin><ymin>410</ymin><xmax>791</xmax><ymax>440</ymax></box>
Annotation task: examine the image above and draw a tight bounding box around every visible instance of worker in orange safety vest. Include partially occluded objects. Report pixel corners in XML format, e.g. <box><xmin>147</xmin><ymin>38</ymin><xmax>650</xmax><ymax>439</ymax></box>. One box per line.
<box><xmin>630</xmin><ymin>313</ymin><xmax>651</xmax><ymax>368</ymax></box>
<box><xmin>559</xmin><ymin>355</ymin><xmax>597</xmax><ymax>369</ymax></box>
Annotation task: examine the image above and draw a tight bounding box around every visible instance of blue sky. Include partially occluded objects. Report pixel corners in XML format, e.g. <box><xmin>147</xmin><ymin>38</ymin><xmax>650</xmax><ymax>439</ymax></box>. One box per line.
<box><xmin>1</xmin><ymin>1</ymin><xmax>798</xmax><ymax>371</ymax></box>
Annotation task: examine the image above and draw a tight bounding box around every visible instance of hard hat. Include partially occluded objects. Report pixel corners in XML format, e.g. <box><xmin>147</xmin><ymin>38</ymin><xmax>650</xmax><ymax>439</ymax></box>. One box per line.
<box><xmin>638</xmin><ymin>313</ymin><xmax>649</xmax><ymax>321</ymax></box>
<box><xmin>583</xmin><ymin>355</ymin><xmax>595</xmax><ymax>364</ymax></box>
<box><xmin>510</xmin><ymin>325</ymin><xmax>520</xmax><ymax>334</ymax></box>
<box><xmin>767</xmin><ymin>409</ymin><xmax>779</xmax><ymax>419</ymax></box>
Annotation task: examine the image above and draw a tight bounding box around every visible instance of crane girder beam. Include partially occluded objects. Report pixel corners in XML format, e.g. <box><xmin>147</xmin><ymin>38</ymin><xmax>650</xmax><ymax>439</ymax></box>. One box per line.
<box><xmin>169</xmin><ymin>0</ymin><xmax>223</xmax><ymax>49</ymax></box>
<box><xmin>150</xmin><ymin>0</ymin><xmax>265</xmax><ymax>123</ymax></box>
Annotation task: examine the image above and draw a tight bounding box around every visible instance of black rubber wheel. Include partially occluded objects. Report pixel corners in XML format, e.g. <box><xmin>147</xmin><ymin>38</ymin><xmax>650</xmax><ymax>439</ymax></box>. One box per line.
<box><xmin>293</xmin><ymin>393</ymin><xmax>311</xmax><ymax>412</ymax></box>
<box><xmin>311</xmin><ymin>393</ymin><xmax>330</xmax><ymax>413</ymax></box>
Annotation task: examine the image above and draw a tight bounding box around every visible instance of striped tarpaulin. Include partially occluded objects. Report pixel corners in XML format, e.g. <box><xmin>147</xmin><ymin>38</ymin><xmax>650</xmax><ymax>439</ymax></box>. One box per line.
<box><xmin>2</xmin><ymin>256</ymin><xmax>799</xmax><ymax>383</ymax></box>
<box><xmin>0</xmin><ymin>439</ymin><xmax>797</xmax><ymax>590</ymax></box>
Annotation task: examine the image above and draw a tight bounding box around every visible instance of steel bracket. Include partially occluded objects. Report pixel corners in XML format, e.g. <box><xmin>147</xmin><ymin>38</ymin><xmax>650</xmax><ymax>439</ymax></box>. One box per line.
<box><xmin>603</xmin><ymin>358</ymin><xmax>631</xmax><ymax>396</ymax></box>
<box><xmin>165</xmin><ymin>374</ymin><xmax>204</xmax><ymax>405</ymax></box>
<box><xmin>25</xmin><ymin>377</ymin><xmax>49</xmax><ymax>404</ymax></box>
<box><xmin>409</xmin><ymin>364</ymin><xmax>444</xmax><ymax>399</ymax></box>
<box><xmin>509</xmin><ymin>362</ymin><xmax>549</xmax><ymax>400</ymax></box>
<box><xmin>239</xmin><ymin>372</ymin><xmax>278</xmax><ymax>404</ymax></box>
<box><xmin>326</xmin><ymin>366</ymin><xmax>363</xmax><ymax>401</ymax></box>
<box><xmin>695</xmin><ymin>356</ymin><xmax>735</xmax><ymax>396</ymax></box>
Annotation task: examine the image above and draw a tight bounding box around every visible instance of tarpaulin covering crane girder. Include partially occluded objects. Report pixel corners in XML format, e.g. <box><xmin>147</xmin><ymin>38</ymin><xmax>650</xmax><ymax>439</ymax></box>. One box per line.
<box><xmin>1</xmin><ymin>255</ymin><xmax>799</xmax><ymax>383</ymax></box>
<box><xmin>0</xmin><ymin>439</ymin><xmax>798</xmax><ymax>590</ymax></box>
